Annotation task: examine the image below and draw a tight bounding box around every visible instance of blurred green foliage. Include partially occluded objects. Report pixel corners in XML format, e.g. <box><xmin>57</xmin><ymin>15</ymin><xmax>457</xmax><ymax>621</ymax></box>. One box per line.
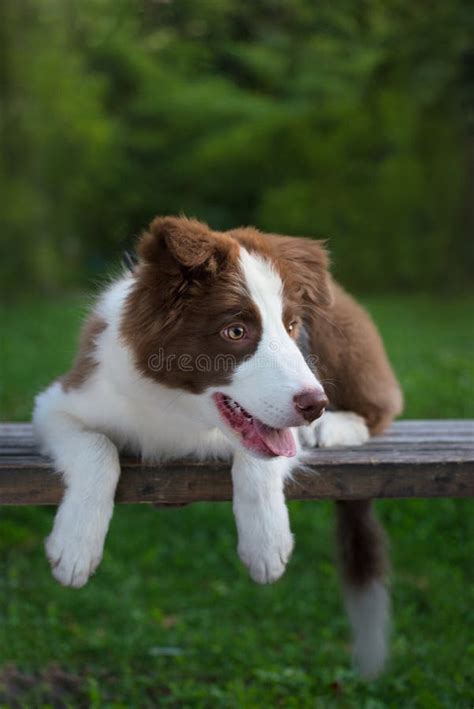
<box><xmin>1</xmin><ymin>0</ymin><xmax>473</xmax><ymax>293</ymax></box>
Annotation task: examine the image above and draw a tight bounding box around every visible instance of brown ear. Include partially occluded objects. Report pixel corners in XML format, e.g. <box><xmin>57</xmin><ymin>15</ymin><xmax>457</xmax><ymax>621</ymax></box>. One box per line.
<box><xmin>138</xmin><ymin>216</ymin><xmax>223</xmax><ymax>272</ymax></box>
<box><xmin>271</xmin><ymin>235</ymin><xmax>333</xmax><ymax>308</ymax></box>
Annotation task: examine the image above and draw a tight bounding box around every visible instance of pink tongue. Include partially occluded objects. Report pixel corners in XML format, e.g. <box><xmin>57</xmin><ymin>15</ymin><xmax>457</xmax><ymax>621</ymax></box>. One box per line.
<box><xmin>255</xmin><ymin>421</ymin><xmax>296</xmax><ymax>458</ymax></box>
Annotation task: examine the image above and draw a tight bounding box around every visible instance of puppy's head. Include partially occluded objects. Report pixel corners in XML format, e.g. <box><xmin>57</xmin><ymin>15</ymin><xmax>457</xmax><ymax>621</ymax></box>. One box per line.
<box><xmin>122</xmin><ymin>216</ymin><xmax>331</xmax><ymax>458</ymax></box>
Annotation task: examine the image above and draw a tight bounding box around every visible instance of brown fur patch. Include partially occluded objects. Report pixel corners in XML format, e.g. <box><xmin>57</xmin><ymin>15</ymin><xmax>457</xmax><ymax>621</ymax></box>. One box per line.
<box><xmin>335</xmin><ymin>500</ymin><xmax>389</xmax><ymax>587</ymax></box>
<box><xmin>120</xmin><ymin>217</ymin><xmax>262</xmax><ymax>394</ymax></box>
<box><xmin>228</xmin><ymin>227</ymin><xmax>331</xmax><ymax>308</ymax></box>
<box><xmin>59</xmin><ymin>313</ymin><xmax>107</xmax><ymax>391</ymax></box>
<box><xmin>141</xmin><ymin>216</ymin><xmax>225</xmax><ymax>271</ymax></box>
<box><xmin>61</xmin><ymin>315</ymin><xmax>107</xmax><ymax>392</ymax></box>
<box><xmin>304</xmin><ymin>280</ymin><xmax>403</xmax><ymax>434</ymax></box>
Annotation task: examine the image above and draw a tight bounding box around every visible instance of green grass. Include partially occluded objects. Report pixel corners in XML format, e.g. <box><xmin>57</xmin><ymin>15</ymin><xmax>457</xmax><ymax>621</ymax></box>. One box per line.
<box><xmin>0</xmin><ymin>294</ymin><xmax>473</xmax><ymax>707</ymax></box>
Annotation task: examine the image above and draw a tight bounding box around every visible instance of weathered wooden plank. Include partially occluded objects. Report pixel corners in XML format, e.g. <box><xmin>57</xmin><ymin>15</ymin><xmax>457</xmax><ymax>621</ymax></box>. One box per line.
<box><xmin>1</xmin><ymin>446</ymin><xmax>473</xmax><ymax>466</ymax></box>
<box><xmin>2</xmin><ymin>431</ymin><xmax>473</xmax><ymax>444</ymax></box>
<box><xmin>0</xmin><ymin>458</ymin><xmax>472</xmax><ymax>505</ymax></box>
<box><xmin>0</xmin><ymin>420</ymin><xmax>473</xmax><ymax>505</ymax></box>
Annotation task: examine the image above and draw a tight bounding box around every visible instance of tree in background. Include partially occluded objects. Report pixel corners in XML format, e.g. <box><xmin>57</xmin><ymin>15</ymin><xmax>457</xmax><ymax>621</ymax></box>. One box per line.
<box><xmin>1</xmin><ymin>0</ymin><xmax>473</xmax><ymax>293</ymax></box>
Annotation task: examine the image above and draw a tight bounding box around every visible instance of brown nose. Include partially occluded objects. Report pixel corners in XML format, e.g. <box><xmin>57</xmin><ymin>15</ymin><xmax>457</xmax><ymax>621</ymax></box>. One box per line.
<box><xmin>294</xmin><ymin>389</ymin><xmax>329</xmax><ymax>423</ymax></box>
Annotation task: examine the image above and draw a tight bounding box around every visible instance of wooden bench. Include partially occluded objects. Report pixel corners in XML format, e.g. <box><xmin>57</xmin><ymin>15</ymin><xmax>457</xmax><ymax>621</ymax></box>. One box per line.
<box><xmin>0</xmin><ymin>420</ymin><xmax>473</xmax><ymax>505</ymax></box>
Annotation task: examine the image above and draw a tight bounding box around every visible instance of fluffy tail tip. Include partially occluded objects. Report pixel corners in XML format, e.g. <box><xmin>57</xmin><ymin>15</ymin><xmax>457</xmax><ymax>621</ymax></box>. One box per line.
<box><xmin>344</xmin><ymin>578</ymin><xmax>390</xmax><ymax>679</ymax></box>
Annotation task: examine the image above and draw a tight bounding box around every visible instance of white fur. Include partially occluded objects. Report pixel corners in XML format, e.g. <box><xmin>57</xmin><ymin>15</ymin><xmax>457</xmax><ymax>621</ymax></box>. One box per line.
<box><xmin>223</xmin><ymin>250</ymin><xmax>324</xmax><ymax>429</ymax></box>
<box><xmin>343</xmin><ymin>579</ymin><xmax>390</xmax><ymax>678</ymax></box>
<box><xmin>231</xmin><ymin>451</ymin><xmax>294</xmax><ymax>584</ymax></box>
<box><xmin>299</xmin><ymin>410</ymin><xmax>369</xmax><ymax>448</ymax></box>
<box><xmin>43</xmin><ymin>415</ymin><xmax>120</xmax><ymax>588</ymax></box>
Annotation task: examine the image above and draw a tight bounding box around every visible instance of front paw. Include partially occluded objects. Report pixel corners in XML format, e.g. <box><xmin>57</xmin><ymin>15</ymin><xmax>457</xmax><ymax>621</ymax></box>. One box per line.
<box><xmin>318</xmin><ymin>411</ymin><xmax>369</xmax><ymax>447</ymax></box>
<box><xmin>45</xmin><ymin>509</ymin><xmax>108</xmax><ymax>588</ymax></box>
<box><xmin>238</xmin><ymin>530</ymin><xmax>294</xmax><ymax>584</ymax></box>
<box><xmin>300</xmin><ymin>411</ymin><xmax>369</xmax><ymax>448</ymax></box>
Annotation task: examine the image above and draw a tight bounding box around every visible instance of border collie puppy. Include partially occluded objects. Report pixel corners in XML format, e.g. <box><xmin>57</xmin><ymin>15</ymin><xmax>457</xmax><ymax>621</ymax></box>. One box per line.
<box><xmin>33</xmin><ymin>217</ymin><xmax>402</xmax><ymax>677</ymax></box>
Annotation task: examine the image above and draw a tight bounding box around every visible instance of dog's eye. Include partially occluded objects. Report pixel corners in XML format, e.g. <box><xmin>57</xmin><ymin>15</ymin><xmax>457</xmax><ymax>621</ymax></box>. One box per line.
<box><xmin>287</xmin><ymin>320</ymin><xmax>298</xmax><ymax>335</ymax></box>
<box><xmin>222</xmin><ymin>324</ymin><xmax>247</xmax><ymax>341</ymax></box>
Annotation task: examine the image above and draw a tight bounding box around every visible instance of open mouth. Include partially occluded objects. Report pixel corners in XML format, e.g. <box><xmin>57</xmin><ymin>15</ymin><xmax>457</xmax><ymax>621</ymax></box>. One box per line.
<box><xmin>213</xmin><ymin>393</ymin><xmax>296</xmax><ymax>458</ymax></box>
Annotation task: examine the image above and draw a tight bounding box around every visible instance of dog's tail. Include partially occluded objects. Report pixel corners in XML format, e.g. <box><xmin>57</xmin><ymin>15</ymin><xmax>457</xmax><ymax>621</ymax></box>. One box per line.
<box><xmin>335</xmin><ymin>500</ymin><xmax>390</xmax><ymax>679</ymax></box>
